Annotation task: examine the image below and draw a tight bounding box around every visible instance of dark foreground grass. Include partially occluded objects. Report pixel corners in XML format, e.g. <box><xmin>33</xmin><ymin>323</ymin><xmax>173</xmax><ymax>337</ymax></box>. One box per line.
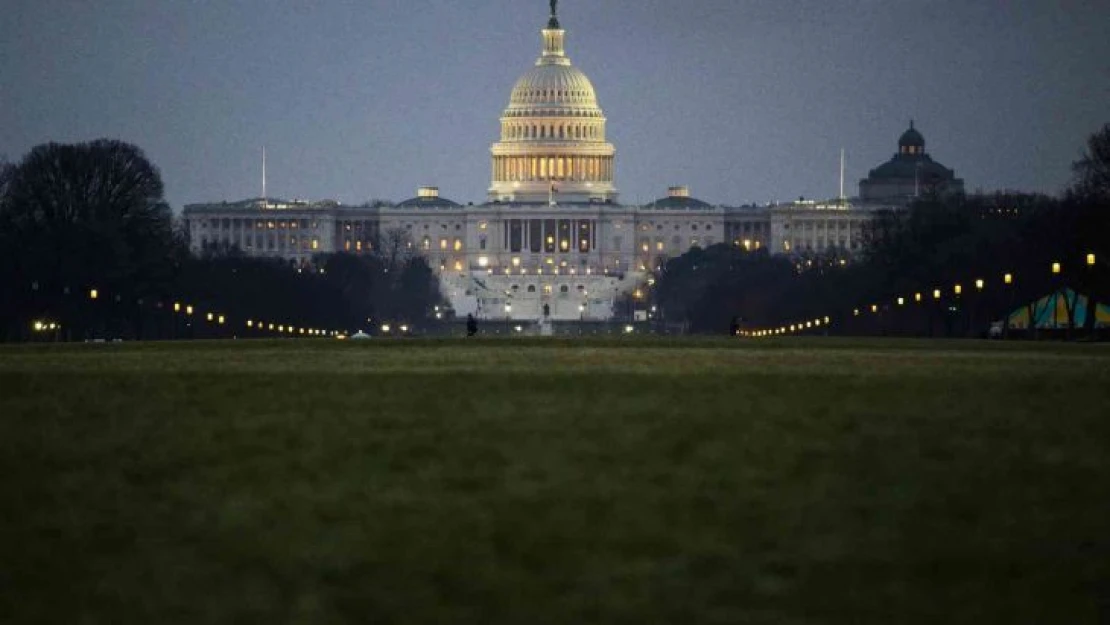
<box><xmin>1</xmin><ymin>338</ymin><xmax>1108</xmax><ymax>624</ymax></box>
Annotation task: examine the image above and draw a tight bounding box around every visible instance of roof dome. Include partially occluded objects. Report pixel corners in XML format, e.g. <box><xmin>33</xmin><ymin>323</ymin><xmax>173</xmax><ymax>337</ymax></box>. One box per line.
<box><xmin>899</xmin><ymin>121</ymin><xmax>925</xmax><ymax>148</ymax></box>
<box><xmin>509</xmin><ymin>64</ymin><xmax>598</xmax><ymax>108</ymax></box>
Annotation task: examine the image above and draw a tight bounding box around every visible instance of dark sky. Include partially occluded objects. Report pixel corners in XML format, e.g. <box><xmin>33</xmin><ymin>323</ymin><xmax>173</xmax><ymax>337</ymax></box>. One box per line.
<box><xmin>3</xmin><ymin>0</ymin><xmax>1108</xmax><ymax>208</ymax></box>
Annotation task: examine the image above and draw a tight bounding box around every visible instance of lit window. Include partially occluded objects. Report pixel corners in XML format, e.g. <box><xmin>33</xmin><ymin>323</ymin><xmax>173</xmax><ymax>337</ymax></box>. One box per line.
<box><xmin>478</xmin><ymin>256</ymin><xmax>489</xmax><ymax>268</ymax></box>
<box><xmin>440</xmin><ymin>238</ymin><xmax>448</xmax><ymax>250</ymax></box>
<box><xmin>454</xmin><ymin>239</ymin><xmax>463</xmax><ymax>251</ymax></box>
<box><xmin>311</xmin><ymin>239</ymin><xmax>319</xmax><ymax>251</ymax></box>
<box><xmin>454</xmin><ymin>260</ymin><xmax>463</xmax><ymax>272</ymax></box>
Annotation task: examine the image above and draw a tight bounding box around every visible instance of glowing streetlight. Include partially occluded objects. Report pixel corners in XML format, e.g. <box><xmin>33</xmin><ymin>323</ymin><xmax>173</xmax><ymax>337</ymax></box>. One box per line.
<box><xmin>218</xmin><ymin>315</ymin><xmax>225</xmax><ymax>325</ymax></box>
<box><xmin>186</xmin><ymin>305</ymin><xmax>194</xmax><ymax>316</ymax></box>
<box><xmin>174</xmin><ymin>302</ymin><xmax>181</xmax><ymax>312</ymax></box>
<box><xmin>853</xmin><ymin>309</ymin><xmax>860</xmax><ymax>317</ymax></box>
<box><xmin>1004</xmin><ymin>273</ymin><xmax>1013</xmax><ymax>285</ymax></box>
<box><xmin>954</xmin><ymin>284</ymin><xmax>963</xmax><ymax>296</ymax></box>
<box><xmin>206</xmin><ymin>312</ymin><xmax>214</xmax><ymax>322</ymax></box>
<box><xmin>1052</xmin><ymin>262</ymin><xmax>1061</xmax><ymax>275</ymax></box>
<box><xmin>897</xmin><ymin>297</ymin><xmax>905</xmax><ymax>306</ymax></box>
<box><xmin>89</xmin><ymin>289</ymin><xmax>98</xmax><ymax>300</ymax></box>
<box><xmin>824</xmin><ymin>316</ymin><xmax>831</xmax><ymax>324</ymax></box>
<box><xmin>870</xmin><ymin>304</ymin><xmax>878</xmax><ymax>313</ymax></box>
<box><xmin>915</xmin><ymin>292</ymin><xmax>922</xmax><ymax>303</ymax></box>
<box><xmin>381</xmin><ymin>324</ymin><xmax>391</xmax><ymax>333</ymax></box>
<box><xmin>1088</xmin><ymin>253</ymin><xmax>1097</xmax><ymax>267</ymax></box>
<box><xmin>975</xmin><ymin>279</ymin><xmax>984</xmax><ymax>291</ymax></box>
<box><xmin>247</xmin><ymin>320</ymin><xmax>254</xmax><ymax>328</ymax></box>
<box><xmin>33</xmin><ymin>321</ymin><xmax>44</xmax><ymax>332</ymax></box>
<box><xmin>933</xmin><ymin>289</ymin><xmax>941</xmax><ymax>300</ymax></box>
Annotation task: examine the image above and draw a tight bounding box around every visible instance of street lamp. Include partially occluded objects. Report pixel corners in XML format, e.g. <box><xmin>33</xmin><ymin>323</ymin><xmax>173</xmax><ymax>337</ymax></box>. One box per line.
<box><xmin>89</xmin><ymin>289</ymin><xmax>98</xmax><ymax>300</ymax></box>
<box><xmin>186</xmin><ymin>305</ymin><xmax>194</xmax><ymax>316</ymax></box>
<box><xmin>1088</xmin><ymin>253</ymin><xmax>1097</xmax><ymax>267</ymax></box>
<box><xmin>975</xmin><ymin>279</ymin><xmax>984</xmax><ymax>291</ymax></box>
<box><xmin>915</xmin><ymin>292</ymin><xmax>922</xmax><ymax>303</ymax></box>
<box><xmin>954</xmin><ymin>284</ymin><xmax>963</xmax><ymax>296</ymax></box>
<box><xmin>1052</xmin><ymin>262</ymin><xmax>1062</xmax><ymax>275</ymax></box>
<box><xmin>897</xmin><ymin>297</ymin><xmax>905</xmax><ymax>306</ymax></box>
<box><xmin>174</xmin><ymin>302</ymin><xmax>181</xmax><ymax>312</ymax></box>
<box><xmin>1004</xmin><ymin>273</ymin><xmax>1013</xmax><ymax>285</ymax></box>
<box><xmin>933</xmin><ymin>289</ymin><xmax>941</xmax><ymax>300</ymax></box>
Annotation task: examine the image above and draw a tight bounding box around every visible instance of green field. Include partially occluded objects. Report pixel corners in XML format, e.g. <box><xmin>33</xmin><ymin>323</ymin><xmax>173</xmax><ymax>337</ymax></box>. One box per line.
<box><xmin>1</xmin><ymin>338</ymin><xmax>1108</xmax><ymax>624</ymax></box>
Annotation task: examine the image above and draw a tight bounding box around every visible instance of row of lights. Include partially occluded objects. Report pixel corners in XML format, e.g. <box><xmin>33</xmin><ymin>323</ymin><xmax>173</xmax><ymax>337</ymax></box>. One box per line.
<box><xmin>745</xmin><ymin>255</ymin><xmax>1098</xmax><ymax>339</ymax></box>
<box><xmin>88</xmin><ymin>287</ymin><xmax>342</xmax><ymax>338</ymax></box>
<box><xmin>31</xmin><ymin>320</ymin><xmax>61</xmax><ymax>332</ymax></box>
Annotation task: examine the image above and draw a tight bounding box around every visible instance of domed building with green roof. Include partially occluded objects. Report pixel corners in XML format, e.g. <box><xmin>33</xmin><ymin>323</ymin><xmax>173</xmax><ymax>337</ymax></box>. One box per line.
<box><xmin>859</xmin><ymin>122</ymin><xmax>965</xmax><ymax>202</ymax></box>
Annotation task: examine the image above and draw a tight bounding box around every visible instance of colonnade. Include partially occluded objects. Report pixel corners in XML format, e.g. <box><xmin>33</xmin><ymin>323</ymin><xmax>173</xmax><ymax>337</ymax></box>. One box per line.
<box><xmin>492</xmin><ymin>155</ymin><xmax>613</xmax><ymax>183</ymax></box>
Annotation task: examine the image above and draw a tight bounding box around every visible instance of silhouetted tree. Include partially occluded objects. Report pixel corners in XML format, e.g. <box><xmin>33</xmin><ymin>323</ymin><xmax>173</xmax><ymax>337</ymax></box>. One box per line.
<box><xmin>0</xmin><ymin>140</ymin><xmax>181</xmax><ymax>339</ymax></box>
<box><xmin>1072</xmin><ymin>123</ymin><xmax>1110</xmax><ymax>200</ymax></box>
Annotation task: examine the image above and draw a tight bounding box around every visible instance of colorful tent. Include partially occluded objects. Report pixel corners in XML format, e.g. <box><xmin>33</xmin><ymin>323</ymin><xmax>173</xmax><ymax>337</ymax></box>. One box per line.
<box><xmin>1003</xmin><ymin>288</ymin><xmax>1110</xmax><ymax>330</ymax></box>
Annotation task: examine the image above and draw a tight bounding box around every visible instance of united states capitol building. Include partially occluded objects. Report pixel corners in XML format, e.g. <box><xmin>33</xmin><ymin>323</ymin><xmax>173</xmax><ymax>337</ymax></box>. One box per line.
<box><xmin>183</xmin><ymin>2</ymin><xmax>964</xmax><ymax>321</ymax></box>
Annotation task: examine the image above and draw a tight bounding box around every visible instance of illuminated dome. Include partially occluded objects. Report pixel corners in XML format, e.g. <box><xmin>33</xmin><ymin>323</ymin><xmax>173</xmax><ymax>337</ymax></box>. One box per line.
<box><xmin>508</xmin><ymin>65</ymin><xmax>600</xmax><ymax>110</ymax></box>
<box><xmin>489</xmin><ymin>1</ymin><xmax>617</xmax><ymax>204</ymax></box>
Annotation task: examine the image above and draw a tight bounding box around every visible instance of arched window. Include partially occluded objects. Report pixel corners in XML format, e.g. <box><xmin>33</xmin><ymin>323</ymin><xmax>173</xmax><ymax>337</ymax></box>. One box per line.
<box><xmin>527</xmin><ymin>285</ymin><xmax>537</xmax><ymax>293</ymax></box>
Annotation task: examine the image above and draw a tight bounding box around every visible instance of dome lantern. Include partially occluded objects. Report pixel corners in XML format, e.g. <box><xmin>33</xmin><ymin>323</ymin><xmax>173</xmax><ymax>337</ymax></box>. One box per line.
<box><xmin>898</xmin><ymin>120</ymin><xmax>926</xmax><ymax>155</ymax></box>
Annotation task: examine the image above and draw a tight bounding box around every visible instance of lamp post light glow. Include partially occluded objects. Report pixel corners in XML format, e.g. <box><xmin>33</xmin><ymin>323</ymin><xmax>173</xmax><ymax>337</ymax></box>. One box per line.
<box><xmin>915</xmin><ymin>292</ymin><xmax>922</xmax><ymax>303</ymax></box>
<box><xmin>897</xmin><ymin>297</ymin><xmax>905</xmax><ymax>306</ymax></box>
<box><xmin>853</xmin><ymin>309</ymin><xmax>860</xmax><ymax>317</ymax></box>
<box><xmin>954</xmin><ymin>284</ymin><xmax>963</xmax><ymax>296</ymax></box>
<box><xmin>247</xmin><ymin>320</ymin><xmax>254</xmax><ymax>328</ymax></box>
<box><xmin>824</xmin><ymin>316</ymin><xmax>830</xmax><ymax>324</ymax></box>
<box><xmin>218</xmin><ymin>315</ymin><xmax>225</xmax><ymax>325</ymax></box>
<box><xmin>975</xmin><ymin>279</ymin><xmax>984</xmax><ymax>291</ymax></box>
<box><xmin>89</xmin><ymin>289</ymin><xmax>98</xmax><ymax>300</ymax></box>
<box><xmin>870</xmin><ymin>304</ymin><xmax>878</xmax><ymax>313</ymax></box>
<box><xmin>933</xmin><ymin>289</ymin><xmax>941</xmax><ymax>300</ymax></box>
<box><xmin>174</xmin><ymin>302</ymin><xmax>181</xmax><ymax>312</ymax></box>
<box><xmin>1052</xmin><ymin>262</ymin><xmax>1062</xmax><ymax>275</ymax></box>
<box><xmin>186</xmin><ymin>305</ymin><xmax>194</xmax><ymax>316</ymax></box>
<box><xmin>381</xmin><ymin>324</ymin><xmax>391</xmax><ymax>334</ymax></box>
<box><xmin>206</xmin><ymin>312</ymin><xmax>214</xmax><ymax>322</ymax></box>
<box><xmin>1004</xmin><ymin>273</ymin><xmax>1013</xmax><ymax>285</ymax></box>
<box><xmin>1088</xmin><ymin>253</ymin><xmax>1097</xmax><ymax>267</ymax></box>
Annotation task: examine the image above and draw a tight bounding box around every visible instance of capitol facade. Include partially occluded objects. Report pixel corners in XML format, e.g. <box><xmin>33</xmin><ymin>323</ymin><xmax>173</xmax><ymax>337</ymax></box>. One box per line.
<box><xmin>183</xmin><ymin>2</ymin><xmax>964</xmax><ymax>322</ymax></box>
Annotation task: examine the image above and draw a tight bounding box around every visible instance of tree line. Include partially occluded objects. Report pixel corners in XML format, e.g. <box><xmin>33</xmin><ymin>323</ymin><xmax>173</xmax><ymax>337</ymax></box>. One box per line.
<box><xmin>651</xmin><ymin>124</ymin><xmax>1110</xmax><ymax>338</ymax></box>
<box><xmin>0</xmin><ymin>140</ymin><xmax>444</xmax><ymax>342</ymax></box>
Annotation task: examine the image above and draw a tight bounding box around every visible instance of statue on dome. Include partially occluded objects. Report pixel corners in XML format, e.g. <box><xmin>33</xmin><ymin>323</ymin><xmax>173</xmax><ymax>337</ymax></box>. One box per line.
<box><xmin>550</xmin><ymin>0</ymin><xmax>558</xmax><ymax>17</ymax></box>
<box><xmin>548</xmin><ymin>0</ymin><xmax>560</xmax><ymax>28</ymax></box>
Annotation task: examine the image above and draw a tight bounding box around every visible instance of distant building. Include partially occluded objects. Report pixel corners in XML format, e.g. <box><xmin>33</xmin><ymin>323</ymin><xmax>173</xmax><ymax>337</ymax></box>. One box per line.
<box><xmin>183</xmin><ymin>3</ymin><xmax>945</xmax><ymax>321</ymax></box>
<box><xmin>859</xmin><ymin>121</ymin><xmax>965</xmax><ymax>202</ymax></box>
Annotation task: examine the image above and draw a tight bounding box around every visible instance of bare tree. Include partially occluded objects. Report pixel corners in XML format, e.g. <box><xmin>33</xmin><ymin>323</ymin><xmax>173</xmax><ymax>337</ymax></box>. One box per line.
<box><xmin>375</xmin><ymin>227</ymin><xmax>415</xmax><ymax>276</ymax></box>
<box><xmin>1072</xmin><ymin>123</ymin><xmax>1110</xmax><ymax>200</ymax></box>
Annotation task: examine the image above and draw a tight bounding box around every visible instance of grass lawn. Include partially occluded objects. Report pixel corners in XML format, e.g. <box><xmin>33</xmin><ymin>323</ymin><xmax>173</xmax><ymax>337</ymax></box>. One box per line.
<box><xmin>1</xmin><ymin>337</ymin><xmax>1108</xmax><ymax>624</ymax></box>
